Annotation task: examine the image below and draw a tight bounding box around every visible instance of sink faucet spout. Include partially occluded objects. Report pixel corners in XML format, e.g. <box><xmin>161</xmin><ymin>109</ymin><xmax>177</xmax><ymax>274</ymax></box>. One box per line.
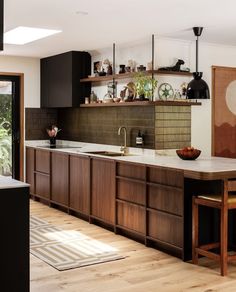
<box><xmin>118</xmin><ymin>126</ymin><xmax>128</xmax><ymax>154</ymax></box>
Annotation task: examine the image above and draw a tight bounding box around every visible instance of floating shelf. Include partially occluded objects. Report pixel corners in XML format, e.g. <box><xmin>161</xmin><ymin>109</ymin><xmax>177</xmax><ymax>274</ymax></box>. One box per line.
<box><xmin>80</xmin><ymin>100</ymin><xmax>201</xmax><ymax>108</ymax></box>
<box><xmin>80</xmin><ymin>70</ymin><xmax>192</xmax><ymax>83</ymax></box>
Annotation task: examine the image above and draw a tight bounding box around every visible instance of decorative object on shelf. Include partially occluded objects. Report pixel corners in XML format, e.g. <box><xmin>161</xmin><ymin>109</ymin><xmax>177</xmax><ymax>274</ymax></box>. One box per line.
<box><xmin>113</xmin><ymin>97</ymin><xmax>121</xmax><ymax>103</ymax></box>
<box><xmin>93</xmin><ymin>61</ymin><xmax>102</xmax><ymax>76</ymax></box>
<box><xmin>137</xmin><ymin>65</ymin><xmax>146</xmax><ymax>72</ymax></box>
<box><xmin>103</xmin><ymin>92</ymin><xmax>114</xmax><ymax>103</ymax></box>
<box><xmin>103</xmin><ymin>59</ymin><xmax>112</xmax><ymax>75</ymax></box>
<box><xmin>187</xmin><ymin>27</ymin><xmax>210</xmax><ymax>99</ymax></box>
<box><xmin>90</xmin><ymin>91</ymin><xmax>98</xmax><ymax>103</ymax></box>
<box><xmin>127</xmin><ymin>59</ymin><xmax>137</xmax><ymax>72</ymax></box>
<box><xmin>173</xmin><ymin>89</ymin><xmax>180</xmax><ymax>100</ymax></box>
<box><xmin>176</xmin><ymin>146</ymin><xmax>201</xmax><ymax>160</ymax></box>
<box><xmin>158</xmin><ymin>59</ymin><xmax>186</xmax><ymax>72</ymax></box>
<box><xmin>119</xmin><ymin>64</ymin><xmax>126</xmax><ymax>74</ymax></box>
<box><xmin>85</xmin><ymin>97</ymin><xmax>89</xmax><ymax>104</ymax></box>
<box><xmin>120</xmin><ymin>81</ymin><xmax>136</xmax><ymax>101</ymax></box>
<box><xmin>98</xmin><ymin>68</ymin><xmax>106</xmax><ymax>76</ymax></box>
<box><xmin>181</xmin><ymin>82</ymin><xmax>188</xmax><ymax>97</ymax></box>
<box><xmin>158</xmin><ymin>83</ymin><xmax>174</xmax><ymax>100</ymax></box>
<box><xmin>46</xmin><ymin>125</ymin><xmax>61</xmax><ymax>148</ymax></box>
<box><xmin>107</xmin><ymin>81</ymin><xmax>117</xmax><ymax>98</ymax></box>
<box><xmin>134</xmin><ymin>72</ymin><xmax>157</xmax><ymax>101</ymax></box>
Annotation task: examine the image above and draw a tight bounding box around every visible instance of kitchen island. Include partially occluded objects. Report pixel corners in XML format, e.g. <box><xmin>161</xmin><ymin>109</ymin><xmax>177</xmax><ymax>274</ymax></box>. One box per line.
<box><xmin>0</xmin><ymin>176</ymin><xmax>29</xmax><ymax>292</ymax></box>
<box><xmin>26</xmin><ymin>141</ymin><xmax>236</xmax><ymax>261</ymax></box>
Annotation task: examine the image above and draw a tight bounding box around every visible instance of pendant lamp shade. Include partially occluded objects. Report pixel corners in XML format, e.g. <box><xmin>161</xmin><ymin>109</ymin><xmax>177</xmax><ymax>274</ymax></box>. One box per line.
<box><xmin>187</xmin><ymin>27</ymin><xmax>209</xmax><ymax>99</ymax></box>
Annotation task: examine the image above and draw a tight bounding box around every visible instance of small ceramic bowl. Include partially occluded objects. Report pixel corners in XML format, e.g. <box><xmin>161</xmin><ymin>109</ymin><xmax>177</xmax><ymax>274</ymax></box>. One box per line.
<box><xmin>176</xmin><ymin>149</ymin><xmax>201</xmax><ymax>160</ymax></box>
<box><xmin>113</xmin><ymin>97</ymin><xmax>121</xmax><ymax>103</ymax></box>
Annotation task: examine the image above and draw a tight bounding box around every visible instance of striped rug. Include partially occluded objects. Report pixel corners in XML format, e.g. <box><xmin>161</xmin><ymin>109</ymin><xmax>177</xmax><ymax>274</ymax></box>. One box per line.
<box><xmin>30</xmin><ymin>216</ymin><xmax>124</xmax><ymax>271</ymax></box>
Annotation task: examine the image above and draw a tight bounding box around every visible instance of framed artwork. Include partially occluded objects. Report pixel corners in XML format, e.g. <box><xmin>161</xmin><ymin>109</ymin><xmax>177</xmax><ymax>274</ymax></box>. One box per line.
<box><xmin>212</xmin><ymin>66</ymin><xmax>236</xmax><ymax>158</ymax></box>
<box><xmin>93</xmin><ymin>61</ymin><xmax>101</xmax><ymax>74</ymax></box>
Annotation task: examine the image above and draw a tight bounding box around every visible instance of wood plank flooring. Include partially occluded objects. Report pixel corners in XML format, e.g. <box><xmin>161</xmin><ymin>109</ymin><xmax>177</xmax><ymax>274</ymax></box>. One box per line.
<box><xmin>30</xmin><ymin>200</ymin><xmax>236</xmax><ymax>292</ymax></box>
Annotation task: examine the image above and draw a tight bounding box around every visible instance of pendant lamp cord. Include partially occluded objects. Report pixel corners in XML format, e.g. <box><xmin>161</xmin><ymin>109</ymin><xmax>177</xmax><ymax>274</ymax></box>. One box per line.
<box><xmin>196</xmin><ymin>36</ymin><xmax>198</xmax><ymax>73</ymax></box>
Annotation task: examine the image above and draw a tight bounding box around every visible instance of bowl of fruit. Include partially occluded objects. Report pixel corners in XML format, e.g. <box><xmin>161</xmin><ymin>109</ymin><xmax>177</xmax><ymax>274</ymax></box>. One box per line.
<box><xmin>176</xmin><ymin>147</ymin><xmax>201</xmax><ymax>160</ymax></box>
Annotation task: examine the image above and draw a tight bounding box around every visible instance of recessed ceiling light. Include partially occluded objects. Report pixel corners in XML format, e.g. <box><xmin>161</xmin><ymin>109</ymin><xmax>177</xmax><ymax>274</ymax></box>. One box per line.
<box><xmin>4</xmin><ymin>26</ymin><xmax>62</xmax><ymax>45</ymax></box>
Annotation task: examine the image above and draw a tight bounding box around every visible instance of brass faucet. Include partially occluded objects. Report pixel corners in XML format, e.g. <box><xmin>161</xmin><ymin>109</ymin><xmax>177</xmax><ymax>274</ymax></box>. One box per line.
<box><xmin>118</xmin><ymin>126</ymin><xmax>128</xmax><ymax>154</ymax></box>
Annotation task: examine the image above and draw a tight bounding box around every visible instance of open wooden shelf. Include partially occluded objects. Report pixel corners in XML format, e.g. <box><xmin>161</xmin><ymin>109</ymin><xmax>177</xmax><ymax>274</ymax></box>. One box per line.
<box><xmin>80</xmin><ymin>70</ymin><xmax>192</xmax><ymax>83</ymax></box>
<box><xmin>80</xmin><ymin>100</ymin><xmax>201</xmax><ymax>108</ymax></box>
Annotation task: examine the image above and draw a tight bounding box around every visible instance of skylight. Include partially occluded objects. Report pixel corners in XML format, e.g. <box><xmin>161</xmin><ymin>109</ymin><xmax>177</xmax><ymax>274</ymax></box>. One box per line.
<box><xmin>4</xmin><ymin>26</ymin><xmax>61</xmax><ymax>45</ymax></box>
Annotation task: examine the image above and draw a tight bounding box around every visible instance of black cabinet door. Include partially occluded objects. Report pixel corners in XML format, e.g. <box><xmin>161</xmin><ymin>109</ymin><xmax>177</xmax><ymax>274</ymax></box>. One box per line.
<box><xmin>41</xmin><ymin>51</ymin><xmax>91</xmax><ymax>108</ymax></box>
<box><xmin>1</xmin><ymin>187</ymin><xmax>29</xmax><ymax>292</ymax></box>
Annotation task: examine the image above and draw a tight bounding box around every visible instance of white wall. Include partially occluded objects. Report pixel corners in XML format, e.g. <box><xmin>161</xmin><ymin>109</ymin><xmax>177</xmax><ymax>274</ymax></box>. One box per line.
<box><xmin>0</xmin><ymin>55</ymin><xmax>40</xmax><ymax>107</ymax></box>
<box><xmin>91</xmin><ymin>38</ymin><xmax>236</xmax><ymax>156</ymax></box>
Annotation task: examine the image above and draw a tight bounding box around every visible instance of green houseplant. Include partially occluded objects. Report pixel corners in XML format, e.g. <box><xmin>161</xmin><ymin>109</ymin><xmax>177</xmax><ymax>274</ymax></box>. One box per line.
<box><xmin>0</xmin><ymin>121</ymin><xmax>12</xmax><ymax>176</ymax></box>
<box><xmin>134</xmin><ymin>72</ymin><xmax>157</xmax><ymax>100</ymax></box>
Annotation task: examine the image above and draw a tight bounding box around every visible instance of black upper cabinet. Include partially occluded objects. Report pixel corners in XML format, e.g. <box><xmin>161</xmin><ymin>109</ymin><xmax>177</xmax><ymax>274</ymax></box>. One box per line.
<box><xmin>40</xmin><ymin>51</ymin><xmax>91</xmax><ymax>108</ymax></box>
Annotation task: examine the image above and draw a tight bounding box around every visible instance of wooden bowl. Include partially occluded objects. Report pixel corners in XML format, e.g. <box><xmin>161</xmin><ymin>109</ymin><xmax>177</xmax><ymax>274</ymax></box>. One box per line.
<box><xmin>176</xmin><ymin>149</ymin><xmax>201</xmax><ymax>160</ymax></box>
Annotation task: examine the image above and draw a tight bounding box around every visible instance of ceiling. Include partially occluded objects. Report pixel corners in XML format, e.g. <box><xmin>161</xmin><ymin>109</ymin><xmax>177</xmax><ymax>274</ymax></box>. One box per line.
<box><xmin>2</xmin><ymin>0</ymin><xmax>236</xmax><ymax>58</ymax></box>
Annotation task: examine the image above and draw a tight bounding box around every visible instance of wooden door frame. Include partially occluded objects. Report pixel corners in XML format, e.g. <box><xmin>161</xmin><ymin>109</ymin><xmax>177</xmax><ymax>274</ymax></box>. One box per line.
<box><xmin>211</xmin><ymin>65</ymin><xmax>236</xmax><ymax>156</ymax></box>
<box><xmin>0</xmin><ymin>72</ymin><xmax>24</xmax><ymax>181</ymax></box>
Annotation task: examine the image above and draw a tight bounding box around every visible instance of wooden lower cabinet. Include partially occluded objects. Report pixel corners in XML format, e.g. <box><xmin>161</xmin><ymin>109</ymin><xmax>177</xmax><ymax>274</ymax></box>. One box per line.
<box><xmin>116</xmin><ymin>171</ymin><xmax>146</xmax><ymax>234</ymax></box>
<box><xmin>51</xmin><ymin>152</ymin><xmax>69</xmax><ymax>206</ymax></box>
<box><xmin>91</xmin><ymin>158</ymin><xmax>115</xmax><ymax>224</ymax></box>
<box><xmin>69</xmin><ymin>155</ymin><xmax>90</xmax><ymax>214</ymax></box>
<box><xmin>26</xmin><ymin>146</ymin><xmax>187</xmax><ymax>259</ymax></box>
<box><xmin>146</xmin><ymin>166</ymin><xmax>184</xmax><ymax>256</ymax></box>
<box><xmin>117</xmin><ymin>178</ymin><xmax>145</xmax><ymax>205</ymax></box>
<box><xmin>35</xmin><ymin>149</ymin><xmax>50</xmax><ymax>174</ymax></box>
<box><xmin>147</xmin><ymin>184</ymin><xmax>183</xmax><ymax>216</ymax></box>
<box><xmin>26</xmin><ymin>147</ymin><xmax>35</xmax><ymax>194</ymax></box>
<box><xmin>148</xmin><ymin>210</ymin><xmax>183</xmax><ymax>248</ymax></box>
<box><xmin>117</xmin><ymin>201</ymin><xmax>145</xmax><ymax>234</ymax></box>
<box><xmin>35</xmin><ymin>173</ymin><xmax>50</xmax><ymax>199</ymax></box>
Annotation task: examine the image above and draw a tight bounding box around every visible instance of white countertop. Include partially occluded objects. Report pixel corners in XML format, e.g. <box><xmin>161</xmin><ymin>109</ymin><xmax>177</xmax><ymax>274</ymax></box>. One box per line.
<box><xmin>0</xmin><ymin>176</ymin><xmax>29</xmax><ymax>189</ymax></box>
<box><xmin>25</xmin><ymin>140</ymin><xmax>236</xmax><ymax>179</ymax></box>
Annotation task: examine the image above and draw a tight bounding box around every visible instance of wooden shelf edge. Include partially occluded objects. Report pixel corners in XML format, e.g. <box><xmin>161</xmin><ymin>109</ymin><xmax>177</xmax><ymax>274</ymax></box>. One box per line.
<box><xmin>80</xmin><ymin>70</ymin><xmax>192</xmax><ymax>83</ymax></box>
<box><xmin>80</xmin><ymin>100</ymin><xmax>201</xmax><ymax>108</ymax></box>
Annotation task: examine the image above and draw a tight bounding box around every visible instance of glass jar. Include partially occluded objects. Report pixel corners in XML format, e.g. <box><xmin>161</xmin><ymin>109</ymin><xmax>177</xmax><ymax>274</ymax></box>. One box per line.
<box><xmin>90</xmin><ymin>91</ymin><xmax>97</xmax><ymax>103</ymax></box>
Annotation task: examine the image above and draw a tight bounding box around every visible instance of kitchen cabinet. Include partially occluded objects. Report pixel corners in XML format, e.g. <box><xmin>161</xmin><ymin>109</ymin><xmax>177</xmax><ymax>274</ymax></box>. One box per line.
<box><xmin>34</xmin><ymin>149</ymin><xmax>50</xmax><ymax>200</ymax></box>
<box><xmin>116</xmin><ymin>162</ymin><xmax>146</xmax><ymax>235</ymax></box>
<box><xmin>51</xmin><ymin>152</ymin><xmax>69</xmax><ymax>206</ymax></box>
<box><xmin>26</xmin><ymin>145</ymin><xmax>236</xmax><ymax>261</ymax></box>
<box><xmin>41</xmin><ymin>51</ymin><xmax>91</xmax><ymax>108</ymax></box>
<box><xmin>91</xmin><ymin>158</ymin><xmax>115</xmax><ymax>224</ymax></box>
<box><xmin>146</xmin><ymin>166</ymin><xmax>184</xmax><ymax>257</ymax></box>
<box><xmin>1</xmin><ymin>184</ymin><xmax>29</xmax><ymax>292</ymax></box>
<box><xmin>116</xmin><ymin>161</ymin><xmax>184</xmax><ymax>257</ymax></box>
<box><xmin>26</xmin><ymin>147</ymin><xmax>35</xmax><ymax>194</ymax></box>
<box><xmin>70</xmin><ymin>155</ymin><xmax>90</xmax><ymax>215</ymax></box>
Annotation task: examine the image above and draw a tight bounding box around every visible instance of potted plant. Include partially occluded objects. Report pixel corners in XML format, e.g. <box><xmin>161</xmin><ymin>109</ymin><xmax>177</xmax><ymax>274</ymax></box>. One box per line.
<box><xmin>134</xmin><ymin>72</ymin><xmax>157</xmax><ymax>100</ymax></box>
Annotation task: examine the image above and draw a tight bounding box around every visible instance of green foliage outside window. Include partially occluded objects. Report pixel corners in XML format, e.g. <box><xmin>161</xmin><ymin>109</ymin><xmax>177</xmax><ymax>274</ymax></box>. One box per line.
<box><xmin>0</xmin><ymin>94</ymin><xmax>12</xmax><ymax>176</ymax></box>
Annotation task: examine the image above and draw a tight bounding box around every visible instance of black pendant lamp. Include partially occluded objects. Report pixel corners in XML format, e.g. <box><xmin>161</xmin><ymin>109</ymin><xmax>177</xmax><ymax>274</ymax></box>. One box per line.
<box><xmin>187</xmin><ymin>27</ymin><xmax>209</xmax><ymax>99</ymax></box>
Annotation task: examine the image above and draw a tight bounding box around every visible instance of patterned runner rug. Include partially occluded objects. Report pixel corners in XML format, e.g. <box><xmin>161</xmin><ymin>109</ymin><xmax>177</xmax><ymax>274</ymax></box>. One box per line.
<box><xmin>30</xmin><ymin>216</ymin><xmax>124</xmax><ymax>271</ymax></box>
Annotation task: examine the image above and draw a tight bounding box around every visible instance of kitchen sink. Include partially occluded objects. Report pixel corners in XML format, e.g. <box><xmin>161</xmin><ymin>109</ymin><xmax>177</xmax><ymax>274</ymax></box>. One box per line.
<box><xmin>83</xmin><ymin>151</ymin><xmax>135</xmax><ymax>157</ymax></box>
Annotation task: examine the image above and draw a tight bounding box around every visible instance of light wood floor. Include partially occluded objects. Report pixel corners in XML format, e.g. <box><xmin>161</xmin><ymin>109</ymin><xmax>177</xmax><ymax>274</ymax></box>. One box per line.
<box><xmin>30</xmin><ymin>200</ymin><xmax>236</xmax><ymax>292</ymax></box>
